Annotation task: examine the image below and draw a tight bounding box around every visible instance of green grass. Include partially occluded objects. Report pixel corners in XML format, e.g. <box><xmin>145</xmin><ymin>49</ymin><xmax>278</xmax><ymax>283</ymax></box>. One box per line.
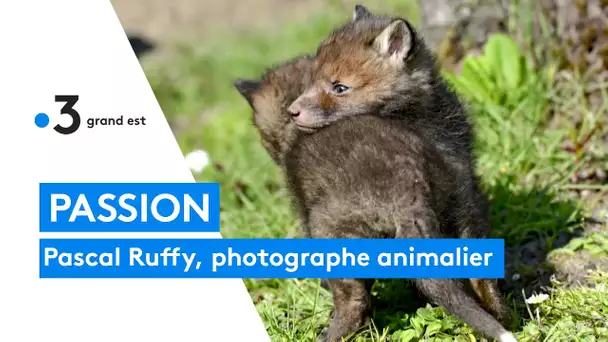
<box><xmin>143</xmin><ymin>1</ymin><xmax>608</xmax><ymax>340</ymax></box>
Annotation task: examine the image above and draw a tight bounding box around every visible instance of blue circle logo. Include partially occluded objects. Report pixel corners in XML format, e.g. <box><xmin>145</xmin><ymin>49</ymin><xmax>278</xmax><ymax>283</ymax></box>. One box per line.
<box><xmin>35</xmin><ymin>113</ymin><xmax>50</xmax><ymax>128</ymax></box>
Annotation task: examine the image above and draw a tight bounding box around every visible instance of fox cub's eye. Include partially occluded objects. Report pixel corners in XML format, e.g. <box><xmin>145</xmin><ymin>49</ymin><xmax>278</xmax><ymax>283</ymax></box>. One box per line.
<box><xmin>332</xmin><ymin>84</ymin><xmax>351</xmax><ymax>95</ymax></box>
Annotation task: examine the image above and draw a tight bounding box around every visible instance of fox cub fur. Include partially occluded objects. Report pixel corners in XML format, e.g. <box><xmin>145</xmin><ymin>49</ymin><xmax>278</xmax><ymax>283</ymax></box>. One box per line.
<box><xmin>233</xmin><ymin>5</ymin><xmax>516</xmax><ymax>342</ymax></box>
<box><xmin>234</xmin><ymin>61</ymin><xmax>515</xmax><ymax>342</ymax></box>
<box><xmin>288</xmin><ymin>3</ymin><xmax>514</xmax><ymax>336</ymax></box>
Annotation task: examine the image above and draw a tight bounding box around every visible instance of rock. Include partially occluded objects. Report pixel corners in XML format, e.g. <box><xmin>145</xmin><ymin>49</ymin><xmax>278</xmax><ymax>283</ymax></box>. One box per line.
<box><xmin>417</xmin><ymin>0</ymin><xmax>508</xmax><ymax>69</ymax></box>
<box><xmin>418</xmin><ymin>0</ymin><xmax>463</xmax><ymax>51</ymax></box>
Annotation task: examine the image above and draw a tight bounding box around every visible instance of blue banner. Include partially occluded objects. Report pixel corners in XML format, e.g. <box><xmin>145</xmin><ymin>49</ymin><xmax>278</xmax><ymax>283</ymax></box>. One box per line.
<box><xmin>39</xmin><ymin>183</ymin><xmax>220</xmax><ymax>232</ymax></box>
<box><xmin>39</xmin><ymin>238</ymin><xmax>505</xmax><ymax>279</ymax></box>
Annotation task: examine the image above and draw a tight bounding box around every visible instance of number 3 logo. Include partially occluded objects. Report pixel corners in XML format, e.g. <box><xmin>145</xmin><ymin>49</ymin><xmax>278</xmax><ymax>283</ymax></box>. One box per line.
<box><xmin>54</xmin><ymin>95</ymin><xmax>81</xmax><ymax>135</ymax></box>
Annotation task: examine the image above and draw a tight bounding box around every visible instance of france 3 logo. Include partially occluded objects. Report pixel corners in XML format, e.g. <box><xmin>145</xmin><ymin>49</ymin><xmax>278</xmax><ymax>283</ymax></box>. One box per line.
<box><xmin>34</xmin><ymin>95</ymin><xmax>147</xmax><ymax>135</ymax></box>
<box><xmin>35</xmin><ymin>95</ymin><xmax>81</xmax><ymax>135</ymax></box>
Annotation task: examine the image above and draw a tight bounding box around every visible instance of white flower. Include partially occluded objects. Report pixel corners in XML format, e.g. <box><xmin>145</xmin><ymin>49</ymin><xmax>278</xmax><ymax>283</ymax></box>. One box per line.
<box><xmin>525</xmin><ymin>293</ymin><xmax>549</xmax><ymax>305</ymax></box>
<box><xmin>184</xmin><ymin>149</ymin><xmax>210</xmax><ymax>174</ymax></box>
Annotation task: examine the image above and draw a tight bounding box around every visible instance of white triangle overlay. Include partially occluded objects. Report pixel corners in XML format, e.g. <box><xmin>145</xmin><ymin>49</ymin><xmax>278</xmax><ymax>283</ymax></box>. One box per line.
<box><xmin>0</xmin><ymin>1</ymin><xmax>269</xmax><ymax>341</ymax></box>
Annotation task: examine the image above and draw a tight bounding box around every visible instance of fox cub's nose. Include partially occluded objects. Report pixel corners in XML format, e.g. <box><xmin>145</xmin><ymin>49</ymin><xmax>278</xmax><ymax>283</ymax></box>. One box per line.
<box><xmin>287</xmin><ymin>102</ymin><xmax>301</xmax><ymax>117</ymax></box>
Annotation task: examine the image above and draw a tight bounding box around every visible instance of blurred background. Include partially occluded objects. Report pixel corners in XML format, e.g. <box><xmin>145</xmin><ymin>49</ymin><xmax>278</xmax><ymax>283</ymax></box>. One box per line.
<box><xmin>112</xmin><ymin>0</ymin><xmax>607</xmax><ymax>341</ymax></box>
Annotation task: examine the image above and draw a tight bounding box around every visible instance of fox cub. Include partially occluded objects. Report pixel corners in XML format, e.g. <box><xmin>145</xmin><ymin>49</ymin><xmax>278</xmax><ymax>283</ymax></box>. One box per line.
<box><xmin>234</xmin><ymin>50</ymin><xmax>516</xmax><ymax>342</ymax></box>
<box><xmin>287</xmin><ymin>2</ymin><xmax>514</xmax><ymax>337</ymax></box>
<box><xmin>233</xmin><ymin>56</ymin><xmax>314</xmax><ymax>167</ymax></box>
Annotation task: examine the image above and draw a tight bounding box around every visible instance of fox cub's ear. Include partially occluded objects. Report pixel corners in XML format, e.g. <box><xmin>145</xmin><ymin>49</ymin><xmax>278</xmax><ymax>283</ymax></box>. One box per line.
<box><xmin>233</xmin><ymin>79</ymin><xmax>262</xmax><ymax>107</ymax></box>
<box><xmin>352</xmin><ymin>4</ymin><xmax>372</xmax><ymax>21</ymax></box>
<box><xmin>373</xmin><ymin>19</ymin><xmax>415</xmax><ymax>63</ymax></box>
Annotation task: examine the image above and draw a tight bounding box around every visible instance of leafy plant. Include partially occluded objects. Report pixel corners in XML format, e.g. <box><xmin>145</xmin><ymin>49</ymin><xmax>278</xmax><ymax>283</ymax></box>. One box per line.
<box><xmin>443</xmin><ymin>33</ymin><xmax>552</xmax><ymax>111</ymax></box>
<box><xmin>389</xmin><ymin>304</ymin><xmax>474</xmax><ymax>342</ymax></box>
<box><xmin>441</xmin><ymin>33</ymin><xmax>566</xmax><ymax>189</ymax></box>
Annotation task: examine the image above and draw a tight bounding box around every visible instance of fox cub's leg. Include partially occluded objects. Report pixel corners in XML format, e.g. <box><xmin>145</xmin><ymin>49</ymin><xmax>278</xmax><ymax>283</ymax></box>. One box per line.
<box><xmin>456</xmin><ymin>183</ymin><xmax>513</xmax><ymax>326</ymax></box>
<box><xmin>395</xmin><ymin>204</ymin><xmax>516</xmax><ymax>342</ymax></box>
<box><xmin>322</xmin><ymin>278</ymin><xmax>373</xmax><ymax>342</ymax></box>
<box><xmin>469</xmin><ymin>278</ymin><xmax>513</xmax><ymax>326</ymax></box>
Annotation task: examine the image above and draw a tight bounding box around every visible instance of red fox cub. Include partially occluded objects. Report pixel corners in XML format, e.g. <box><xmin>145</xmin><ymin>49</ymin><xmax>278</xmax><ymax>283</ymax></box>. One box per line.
<box><xmin>234</xmin><ymin>52</ymin><xmax>516</xmax><ymax>342</ymax></box>
<box><xmin>286</xmin><ymin>4</ymin><xmax>515</xmax><ymax>342</ymax></box>
<box><xmin>233</xmin><ymin>56</ymin><xmax>314</xmax><ymax>166</ymax></box>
